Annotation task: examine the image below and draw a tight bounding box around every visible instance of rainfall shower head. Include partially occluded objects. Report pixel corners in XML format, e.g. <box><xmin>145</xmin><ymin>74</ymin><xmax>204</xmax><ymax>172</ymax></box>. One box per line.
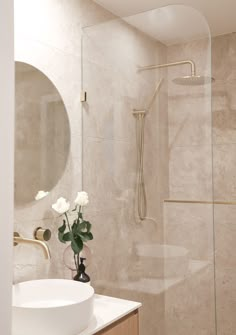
<box><xmin>138</xmin><ymin>60</ymin><xmax>215</xmax><ymax>87</ymax></box>
<box><xmin>172</xmin><ymin>74</ymin><xmax>215</xmax><ymax>86</ymax></box>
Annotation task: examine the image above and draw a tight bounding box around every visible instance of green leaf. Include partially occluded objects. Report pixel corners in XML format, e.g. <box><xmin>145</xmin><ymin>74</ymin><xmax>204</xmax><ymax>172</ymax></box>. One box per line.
<box><xmin>58</xmin><ymin>231</ymin><xmax>66</xmax><ymax>243</ymax></box>
<box><xmin>85</xmin><ymin>221</ymin><xmax>92</xmax><ymax>232</ymax></box>
<box><xmin>87</xmin><ymin>232</ymin><xmax>93</xmax><ymax>240</ymax></box>
<box><xmin>71</xmin><ymin>236</ymin><xmax>83</xmax><ymax>255</ymax></box>
<box><xmin>72</xmin><ymin>220</ymin><xmax>78</xmax><ymax>233</ymax></box>
<box><xmin>58</xmin><ymin>220</ymin><xmax>66</xmax><ymax>233</ymax></box>
<box><xmin>79</xmin><ymin>234</ymin><xmax>88</xmax><ymax>242</ymax></box>
<box><xmin>75</xmin><ymin>236</ymin><xmax>83</xmax><ymax>249</ymax></box>
<box><xmin>76</xmin><ymin>220</ymin><xmax>91</xmax><ymax>234</ymax></box>
<box><xmin>58</xmin><ymin>220</ymin><xmax>67</xmax><ymax>243</ymax></box>
<box><xmin>71</xmin><ymin>240</ymin><xmax>80</xmax><ymax>254</ymax></box>
<box><xmin>78</xmin><ymin>221</ymin><xmax>86</xmax><ymax>231</ymax></box>
<box><xmin>63</xmin><ymin>232</ymin><xmax>72</xmax><ymax>242</ymax></box>
<box><xmin>79</xmin><ymin>232</ymin><xmax>93</xmax><ymax>241</ymax></box>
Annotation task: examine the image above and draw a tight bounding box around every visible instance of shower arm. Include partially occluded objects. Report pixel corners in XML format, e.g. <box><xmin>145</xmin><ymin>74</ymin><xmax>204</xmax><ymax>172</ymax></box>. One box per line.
<box><xmin>138</xmin><ymin>60</ymin><xmax>196</xmax><ymax>77</ymax></box>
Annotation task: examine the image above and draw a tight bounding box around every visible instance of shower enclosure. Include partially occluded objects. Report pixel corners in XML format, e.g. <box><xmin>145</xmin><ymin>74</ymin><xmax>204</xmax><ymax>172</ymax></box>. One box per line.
<box><xmin>82</xmin><ymin>5</ymin><xmax>217</xmax><ymax>335</ymax></box>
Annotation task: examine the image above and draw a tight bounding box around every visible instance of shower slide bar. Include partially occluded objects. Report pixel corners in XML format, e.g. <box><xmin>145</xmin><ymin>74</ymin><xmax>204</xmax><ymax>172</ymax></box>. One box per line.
<box><xmin>133</xmin><ymin>79</ymin><xmax>163</xmax><ymax>222</ymax></box>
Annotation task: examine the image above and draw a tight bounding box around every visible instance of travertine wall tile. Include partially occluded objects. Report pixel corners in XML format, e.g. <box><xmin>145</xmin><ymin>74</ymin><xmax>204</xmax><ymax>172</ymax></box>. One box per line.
<box><xmin>166</xmin><ymin>32</ymin><xmax>236</xmax><ymax>335</ymax></box>
<box><xmin>164</xmin><ymin>263</ymin><xmax>216</xmax><ymax>335</ymax></box>
<box><xmin>213</xmin><ymin>144</ymin><xmax>236</xmax><ymax>201</ymax></box>
<box><xmin>215</xmin><ymin>269</ymin><xmax>236</xmax><ymax>335</ymax></box>
<box><xmin>168</xmin><ymin>95</ymin><xmax>211</xmax><ymax>147</ymax></box>
<box><xmin>14</xmin><ymin>0</ymin><xmax>113</xmax><ymax>283</ymax></box>
<box><xmin>164</xmin><ymin>203</ymin><xmax>214</xmax><ymax>261</ymax></box>
<box><xmin>16</xmin><ymin>5</ymin><xmax>236</xmax><ymax>335</ymax></box>
<box><xmin>82</xmin><ymin>14</ymin><xmax>168</xmax><ymax>335</ymax></box>
<box><xmin>14</xmin><ymin>3</ymin><xmax>168</xmax><ymax>335</ymax></box>
<box><xmin>212</xmin><ymin>38</ymin><xmax>236</xmax><ymax>335</ymax></box>
<box><xmin>169</xmin><ymin>145</ymin><xmax>213</xmax><ymax>200</ymax></box>
<box><xmin>214</xmin><ymin>205</ymin><xmax>236</xmax><ymax>268</ymax></box>
<box><xmin>166</xmin><ymin>34</ymin><xmax>215</xmax><ymax>335</ymax></box>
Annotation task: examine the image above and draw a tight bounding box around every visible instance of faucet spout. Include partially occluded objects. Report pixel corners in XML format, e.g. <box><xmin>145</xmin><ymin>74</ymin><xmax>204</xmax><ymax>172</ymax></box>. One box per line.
<box><xmin>14</xmin><ymin>233</ymin><xmax>51</xmax><ymax>259</ymax></box>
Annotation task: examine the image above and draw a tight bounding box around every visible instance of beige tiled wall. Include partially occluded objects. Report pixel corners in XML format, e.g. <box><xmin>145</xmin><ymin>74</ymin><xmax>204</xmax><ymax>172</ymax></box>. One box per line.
<box><xmin>164</xmin><ymin>36</ymin><xmax>215</xmax><ymax>335</ymax></box>
<box><xmin>14</xmin><ymin>0</ymin><xmax>114</xmax><ymax>282</ymax></box>
<box><xmin>212</xmin><ymin>33</ymin><xmax>236</xmax><ymax>335</ymax></box>
<box><xmin>165</xmin><ymin>32</ymin><xmax>236</xmax><ymax>335</ymax></box>
<box><xmin>14</xmin><ymin>3</ymin><xmax>168</xmax><ymax>335</ymax></box>
<box><xmin>82</xmin><ymin>16</ymin><xmax>168</xmax><ymax>335</ymax></box>
<box><xmin>14</xmin><ymin>1</ymin><xmax>236</xmax><ymax>334</ymax></box>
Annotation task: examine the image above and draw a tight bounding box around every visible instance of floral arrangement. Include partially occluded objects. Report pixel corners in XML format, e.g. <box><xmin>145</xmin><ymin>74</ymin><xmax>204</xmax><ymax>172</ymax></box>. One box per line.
<box><xmin>52</xmin><ymin>191</ymin><xmax>93</xmax><ymax>273</ymax></box>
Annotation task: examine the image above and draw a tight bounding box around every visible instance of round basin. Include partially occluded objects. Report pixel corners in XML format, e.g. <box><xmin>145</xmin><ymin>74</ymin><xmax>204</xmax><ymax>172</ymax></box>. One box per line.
<box><xmin>12</xmin><ymin>279</ymin><xmax>94</xmax><ymax>335</ymax></box>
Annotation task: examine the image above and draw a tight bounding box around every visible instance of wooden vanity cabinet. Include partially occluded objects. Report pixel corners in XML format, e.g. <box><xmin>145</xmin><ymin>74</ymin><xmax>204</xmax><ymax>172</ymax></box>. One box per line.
<box><xmin>96</xmin><ymin>310</ymin><xmax>139</xmax><ymax>335</ymax></box>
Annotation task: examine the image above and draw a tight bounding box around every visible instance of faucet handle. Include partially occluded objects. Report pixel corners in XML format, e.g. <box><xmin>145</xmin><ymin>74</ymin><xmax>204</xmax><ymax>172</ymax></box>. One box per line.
<box><xmin>34</xmin><ymin>227</ymin><xmax>51</xmax><ymax>242</ymax></box>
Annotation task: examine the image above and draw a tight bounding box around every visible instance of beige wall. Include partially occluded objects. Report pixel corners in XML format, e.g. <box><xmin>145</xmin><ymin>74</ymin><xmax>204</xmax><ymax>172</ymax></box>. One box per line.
<box><xmin>14</xmin><ymin>1</ymin><xmax>236</xmax><ymax>335</ymax></box>
<box><xmin>82</xmin><ymin>15</ymin><xmax>168</xmax><ymax>335</ymax></box>
<box><xmin>14</xmin><ymin>3</ymin><xmax>168</xmax><ymax>335</ymax></box>
<box><xmin>212</xmin><ymin>33</ymin><xmax>236</xmax><ymax>335</ymax></box>
<box><xmin>14</xmin><ymin>0</ymin><xmax>113</xmax><ymax>282</ymax></box>
<box><xmin>164</xmin><ymin>32</ymin><xmax>236</xmax><ymax>335</ymax></box>
<box><xmin>164</xmin><ymin>36</ymin><xmax>215</xmax><ymax>335</ymax></box>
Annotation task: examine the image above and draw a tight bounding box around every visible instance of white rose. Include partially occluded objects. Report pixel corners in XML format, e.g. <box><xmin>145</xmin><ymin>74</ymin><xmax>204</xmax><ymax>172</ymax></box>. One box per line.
<box><xmin>52</xmin><ymin>197</ymin><xmax>70</xmax><ymax>214</ymax></box>
<box><xmin>35</xmin><ymin>190</ymin><xmax>49</xmax><ymax>201</ymax></box>
<box><xmin>74</xmin><ymin>191</ymin><xmax>89</xmax><ymax>207</ymax></box>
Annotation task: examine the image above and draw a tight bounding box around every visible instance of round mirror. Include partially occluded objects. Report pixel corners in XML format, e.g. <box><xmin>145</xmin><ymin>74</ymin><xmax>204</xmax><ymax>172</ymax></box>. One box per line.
<box><xmin>15</xmin><ymin>62</ymin><xmax>70</xmax><ymax>207</ymax></box>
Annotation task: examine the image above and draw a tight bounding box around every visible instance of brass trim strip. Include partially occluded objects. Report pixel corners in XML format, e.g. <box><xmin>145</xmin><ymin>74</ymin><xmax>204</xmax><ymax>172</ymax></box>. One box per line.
<box><xmin>164</xmin><ymin>199</ymin><xmax>236</xmax><ymax>205</ymax></box>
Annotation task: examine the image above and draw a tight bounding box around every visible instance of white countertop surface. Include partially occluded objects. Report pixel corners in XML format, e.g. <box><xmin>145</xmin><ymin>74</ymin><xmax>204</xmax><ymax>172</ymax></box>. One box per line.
<box><xmin>79</xmin><ymin>294</ymin><xmax>141</xmax><ymax>335</ymax></box>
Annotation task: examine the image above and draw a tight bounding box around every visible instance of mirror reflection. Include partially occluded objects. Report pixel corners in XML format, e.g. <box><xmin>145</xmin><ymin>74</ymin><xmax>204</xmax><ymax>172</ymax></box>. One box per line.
<box><xmin>15</xmin><ymin>62</ymin><xmax>70</xmax><ymax>207</ymax></box>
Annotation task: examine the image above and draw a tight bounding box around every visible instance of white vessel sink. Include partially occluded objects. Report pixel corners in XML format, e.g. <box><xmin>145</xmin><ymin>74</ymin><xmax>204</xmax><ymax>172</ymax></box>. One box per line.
<box><xmin>12</xmin><ymin>279</ymin><xmax>94</xmax><ymax>335</ymax></box>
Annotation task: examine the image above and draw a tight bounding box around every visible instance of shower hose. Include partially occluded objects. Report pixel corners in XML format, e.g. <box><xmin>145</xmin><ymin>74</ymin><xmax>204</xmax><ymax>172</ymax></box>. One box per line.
<box><xmin>134</xmin><ymin>78</ymin><xmax>163</xmax><ymax>222</ymax></box>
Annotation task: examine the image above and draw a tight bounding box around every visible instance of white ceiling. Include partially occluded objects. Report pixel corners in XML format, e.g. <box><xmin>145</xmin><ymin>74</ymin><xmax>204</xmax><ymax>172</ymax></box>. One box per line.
<box><xmin>94</xmin><ymin>0</ymin><xmax>236</xmax><ymax>45</ymax></box>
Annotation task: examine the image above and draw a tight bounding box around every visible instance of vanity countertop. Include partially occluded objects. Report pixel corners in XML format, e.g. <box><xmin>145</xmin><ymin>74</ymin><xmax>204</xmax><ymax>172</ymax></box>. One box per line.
<box><xmin>79</xmin><ymin>294</ymin><xmax>142</xmax><ymax>335</ymax></box>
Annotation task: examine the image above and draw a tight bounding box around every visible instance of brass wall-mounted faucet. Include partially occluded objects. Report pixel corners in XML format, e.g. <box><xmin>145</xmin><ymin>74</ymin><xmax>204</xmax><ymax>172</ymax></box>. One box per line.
<box><xmin>14</xmin><ymin>231</ymin><xmax>51</xmax><ymax>259</ymax></box>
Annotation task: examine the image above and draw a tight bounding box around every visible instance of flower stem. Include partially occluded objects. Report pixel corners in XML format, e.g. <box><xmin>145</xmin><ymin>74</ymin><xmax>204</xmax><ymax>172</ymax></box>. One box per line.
<box><xmin>78</xmin><ymin>205</ymin><xmax>82</xmax><ymax>218</ymax></box>
<box><xmin>64</xmin><ymin>212</ymin><xmax>79</xmax><ymax>273</ymax></box>
<box><xmin>64</xmin><ymin>212</ymin><xmax>71</xmax><ymax>232</ymax></box>
<box><xmin>73</xmin><ymin>253</ymin><xmax>78</xmax><ymax>272</ymax></box>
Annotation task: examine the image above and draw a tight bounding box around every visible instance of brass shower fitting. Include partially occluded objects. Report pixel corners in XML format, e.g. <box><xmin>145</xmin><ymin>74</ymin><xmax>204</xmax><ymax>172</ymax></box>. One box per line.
<box><xmin>34</xmin><ymin>227</ymin><xmax>52</xmax><ymax>242</ymax></box>
<box><xmin>14</xmin><ymin>232</ymin><xmax>51</xmax><ymax>259</ymax></box>
<box><xmin>132</xmin><ymin>110</ymin><xmax>146</xmax><ymax>116</ymax></box>
<box><xmin>133</xmin><ymin>79</ymin><xmax>163</xmax><ymax>222</ymax></box>
<box><xmin>138</xmin><ymin>59</ymin><xmax>196</xmax><ymax>76</ymax></box>
<box><xmin>138</xmin><ymin>59</ymin><xmax>214</xmax><ymax>85</ymax></box>
<box><xmin>164</xmin><ymin>199</ymin><xmax>236</xmax><ymax>205</ymax></box>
